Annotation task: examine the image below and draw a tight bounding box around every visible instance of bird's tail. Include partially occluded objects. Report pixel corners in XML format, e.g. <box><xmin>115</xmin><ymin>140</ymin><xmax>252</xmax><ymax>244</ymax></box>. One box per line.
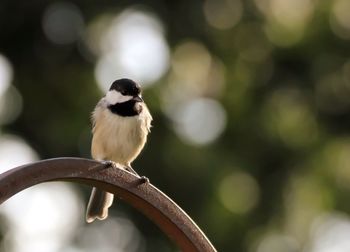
<box><xmin>86</xmin><ymin>187</ymin><xmax>114</xmax><ymax>223</ymax></box>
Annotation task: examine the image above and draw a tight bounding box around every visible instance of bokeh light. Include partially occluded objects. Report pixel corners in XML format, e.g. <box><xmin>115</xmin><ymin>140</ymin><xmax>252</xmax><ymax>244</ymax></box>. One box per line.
<box><xmin>330</xmin><ymin>0</ymin><xmax>350</xmax><ymax>40</ymax></box>
<box><xmin>256</xmin><ymin>233</ymin><xmax>299</xmax><ymax>252</ymax></box>
<box><xmin>0</xmin><ymin>85</ymin><xmax>23</xmax><ymax>125</ymax></box>
<box><xmin>73</xmin><ymin>217</ymin><xmax>144</xmax><ymax>252</ymax></box>
<box><xmin>42</xmin><ymin>2</ymin><xmax>84</xmax><ymax>45</ymax></box>
<box><xmin>172</xmin><ymin>41</ymin><xmax>212</xmax><ymax>85</ymax></box>
<box><xmin>203</xmin><ymin>0</ymin><xmax>243</xmax><ymax>30</ymax></box>
<box><xmin>172</xmin><ymin>98</ymin><xmax>226</xmax><ymax>146</ymax></box>
<box><xmin>167</xmin><ymin>41</ymin><xmax>225</xmax><ymax>98</ymax></box>
<box><xmin>255</xmin><ymin>0</ymin><xmax>315</xmax><ymax>46</ymax></box>
<box><xmin>307</xmin><ymin>212</ymin><xmax>350</xmax><ymax>252</ymax></box>
<box><xmin>0</xmin><ymin>54</ymin><xmax>13</xmax><ymax>97</ymax></box>
<box><xmin>318</xmin><ymin>138</ymin><xmax>350</xmax><ymax>190</ymax></box>
<box><xmin>0</xmin><ymin>134</ymin><xmax>38</xmax><ymax>174</ymax></box>
<box><xmin>283</xmin><ymin>173</ymin><xmax>331</xmax><ymax>242</ymax></box>
<box><xmin>0</xmin><ymin>54</ymin><xmax>19</xmax><ymax>126</ymax></box>
<box><xmin>92</xmin><ymin>7</ymin><xmax>170</xmax><ymax>91</ymax></box>
<box><xmin>218</xmin><ymin>171</ymin><xmax>259</xmax><ymax>214</ymax></box>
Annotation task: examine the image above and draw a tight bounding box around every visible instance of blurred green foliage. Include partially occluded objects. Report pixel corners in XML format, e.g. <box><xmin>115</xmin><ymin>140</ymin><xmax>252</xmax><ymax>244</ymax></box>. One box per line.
<box><xmin>1</xmin><ymin>0</ymin><xmax>350</xmax><ymax>251</ymax></box>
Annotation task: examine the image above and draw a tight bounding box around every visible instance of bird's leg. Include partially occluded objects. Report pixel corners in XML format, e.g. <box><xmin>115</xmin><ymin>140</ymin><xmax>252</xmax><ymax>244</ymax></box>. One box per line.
<box><xmin>125</xmin><ymin>165</ymin><xmax>137</xmax><ymax>174</ymax></box>
<box><xmin>125</xmin><ymin>165</ymin><xmax>149</xmax><ymax>184</ymax></box>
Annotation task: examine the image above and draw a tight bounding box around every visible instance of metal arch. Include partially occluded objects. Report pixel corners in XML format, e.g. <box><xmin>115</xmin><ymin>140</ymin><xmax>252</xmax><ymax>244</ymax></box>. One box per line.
<box><xmin>0</xmin><ymin>158</ymin><xmax>216</xmax><ymax>252</ymax></box>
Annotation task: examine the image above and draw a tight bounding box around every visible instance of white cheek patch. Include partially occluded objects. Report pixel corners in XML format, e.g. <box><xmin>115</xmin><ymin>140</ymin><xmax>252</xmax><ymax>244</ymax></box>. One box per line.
<box><xmin>106</xmin><ymin>90</ymin><xmax>133</xmax><ymax>104</ymax></box>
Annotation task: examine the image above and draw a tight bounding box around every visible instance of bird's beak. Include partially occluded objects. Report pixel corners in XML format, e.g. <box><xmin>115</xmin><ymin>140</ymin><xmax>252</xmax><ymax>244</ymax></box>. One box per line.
<box><xmin>133</xmin><ymin>95</ymin><xmax>143</xmax><ymax>102</ymax></box>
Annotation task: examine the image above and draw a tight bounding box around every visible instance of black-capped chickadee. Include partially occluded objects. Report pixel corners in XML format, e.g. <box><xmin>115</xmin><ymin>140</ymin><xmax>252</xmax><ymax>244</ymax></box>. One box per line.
<box><xmin>86</xmin><ymin>78</ymin><xmax>152</xmax><ymax>223</ymax></box>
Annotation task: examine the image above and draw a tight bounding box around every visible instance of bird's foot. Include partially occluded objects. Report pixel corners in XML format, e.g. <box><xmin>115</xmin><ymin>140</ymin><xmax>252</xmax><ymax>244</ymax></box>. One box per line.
<box><xmin>125</xmin><ymin>166</ymin><xmax>150</xmax><ymax>184</ymax></box>
<box><xmin>101</xmin><ymin>160</ymin><xmax>115</xmax><ymax>169</ymax></box>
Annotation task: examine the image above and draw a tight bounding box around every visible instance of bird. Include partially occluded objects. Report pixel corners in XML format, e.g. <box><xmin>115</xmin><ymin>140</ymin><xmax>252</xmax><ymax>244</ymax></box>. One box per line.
<box><xmin>86</xmin><ymin>78</ymin><xmax>152</xmax><ymax>223</ymax></box>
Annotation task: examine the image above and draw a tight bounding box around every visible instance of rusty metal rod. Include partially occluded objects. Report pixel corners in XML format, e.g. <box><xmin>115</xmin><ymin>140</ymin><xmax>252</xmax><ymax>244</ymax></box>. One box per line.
<box><xmin>0</xmin><ymin>158</ymin><xmax>216</xmax><ymax>252</ymax></box>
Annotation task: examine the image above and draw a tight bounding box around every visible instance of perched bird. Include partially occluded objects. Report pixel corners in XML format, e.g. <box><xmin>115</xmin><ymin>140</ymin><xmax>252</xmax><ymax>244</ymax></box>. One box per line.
<box><xmin>86</xmin><ymin>78</ymin><xmax>152</xmax><ymax>223</ymax></box>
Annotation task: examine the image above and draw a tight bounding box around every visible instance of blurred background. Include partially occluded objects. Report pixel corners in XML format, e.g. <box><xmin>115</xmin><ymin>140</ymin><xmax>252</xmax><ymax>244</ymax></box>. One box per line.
<box><xmin>0</xmin><ymin>0</ymin><xmax>350</xmax><ymax>251</ymax></box>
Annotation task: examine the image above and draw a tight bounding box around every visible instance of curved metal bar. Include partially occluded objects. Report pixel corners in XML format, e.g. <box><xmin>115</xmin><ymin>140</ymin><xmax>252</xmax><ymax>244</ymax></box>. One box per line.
<box><xmin>0</xmin><ymin>158</ymin><xmax>216</xmax><ymax>252</ymax></box>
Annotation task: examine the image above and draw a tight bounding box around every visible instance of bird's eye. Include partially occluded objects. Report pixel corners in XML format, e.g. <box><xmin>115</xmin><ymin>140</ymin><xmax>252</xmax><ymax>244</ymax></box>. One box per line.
<box><xmin>121</xmin><ymin>91</ymin><xmax>127</xmax><ymax>95</ymax></box>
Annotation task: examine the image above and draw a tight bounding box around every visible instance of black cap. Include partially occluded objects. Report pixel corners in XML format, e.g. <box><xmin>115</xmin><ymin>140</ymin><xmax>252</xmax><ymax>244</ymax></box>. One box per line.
<box><xmin>109</xmin><ymin>78</ymin><xmax>141</xmax><ymax>96</ymax></box>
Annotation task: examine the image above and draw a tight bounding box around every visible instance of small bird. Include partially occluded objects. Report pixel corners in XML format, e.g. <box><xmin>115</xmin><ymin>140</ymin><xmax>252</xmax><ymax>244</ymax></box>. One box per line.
<box><xmin>86</xmin><ymin>78</ymin><xmax>152</xmax><ymax>223</ymax></box>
